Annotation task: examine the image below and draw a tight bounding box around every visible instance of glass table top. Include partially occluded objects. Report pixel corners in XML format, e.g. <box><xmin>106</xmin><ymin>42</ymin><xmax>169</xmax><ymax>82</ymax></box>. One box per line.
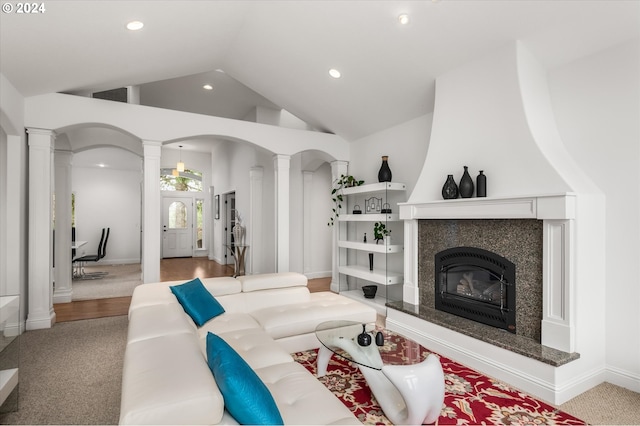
<box><xmin>315</xmin><ymin>320</ymin><xmax>428</xmax><ymax>370</ymax></box>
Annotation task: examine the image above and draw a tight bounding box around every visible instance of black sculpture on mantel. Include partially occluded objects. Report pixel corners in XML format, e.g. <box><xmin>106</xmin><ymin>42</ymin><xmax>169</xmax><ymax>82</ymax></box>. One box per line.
<box><xmin>459</xmin><ymin>166</ymin><xmax>474</xmax><ymax>198</ymax></box>
<box><xmin>477</xmin><ymin>170</ymin><xmax>487</xmax><ymax>197</ymax></box>
<box><xmin>441</xmin><ymin>175</ymin><xmax>459</xmax><ymax>199</ymax></box>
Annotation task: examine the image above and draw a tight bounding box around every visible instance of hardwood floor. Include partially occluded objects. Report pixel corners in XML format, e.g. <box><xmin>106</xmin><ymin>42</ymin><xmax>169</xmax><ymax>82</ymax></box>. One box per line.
<box><xmin>55</xmin><ymin>259</ymin><xmax>331</xmax><ymax>322</ymax></box>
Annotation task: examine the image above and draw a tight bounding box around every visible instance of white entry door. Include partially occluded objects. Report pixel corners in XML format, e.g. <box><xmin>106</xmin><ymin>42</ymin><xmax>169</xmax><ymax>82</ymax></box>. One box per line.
<box><xmin>162</xmin><ymin>197</ymin><xmax>193</xmax><ymax>258</ymax></box>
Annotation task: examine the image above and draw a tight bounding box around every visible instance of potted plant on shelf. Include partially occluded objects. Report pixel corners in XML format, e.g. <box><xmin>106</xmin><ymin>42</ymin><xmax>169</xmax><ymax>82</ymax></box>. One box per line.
<box><xmin>373</xmin><ymin>222</ymin><xmax>391</xmax><ymax>244</ymax></box>
<box><xmin>327</xmin><ymin>174</ymin><xmax>364</xmax><ymax>226</ymax></box>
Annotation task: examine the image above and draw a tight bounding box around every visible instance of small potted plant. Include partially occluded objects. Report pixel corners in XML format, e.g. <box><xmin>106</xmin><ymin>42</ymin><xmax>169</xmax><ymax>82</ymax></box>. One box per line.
<box><xmin>373</xmin><ymin>222</ymin><xmax>391</xmax><ymax>244</ymax></box>
<box><xmin>327</xmin><ymin>174</ymin><xmax>364</xmax><ymax>226</ymax></box>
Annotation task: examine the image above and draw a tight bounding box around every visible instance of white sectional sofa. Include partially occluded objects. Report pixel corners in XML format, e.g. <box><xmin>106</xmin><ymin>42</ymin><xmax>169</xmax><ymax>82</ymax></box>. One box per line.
<box><xmin>120</xmin><ymin>272</ymin><xmax>377</xmax><ymax>425</ymax></box>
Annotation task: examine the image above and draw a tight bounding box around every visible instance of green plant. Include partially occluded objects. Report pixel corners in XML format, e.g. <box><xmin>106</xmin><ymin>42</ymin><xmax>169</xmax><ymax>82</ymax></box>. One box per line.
<box><xmin>327</xmin><ymin>174</ymin><xmax>364</xmax><ymax>226</ymax></box>
<box><xmin>373</xmin><ymin>222</ymin><xmax>391</xmax><ymax>243</ymax></box>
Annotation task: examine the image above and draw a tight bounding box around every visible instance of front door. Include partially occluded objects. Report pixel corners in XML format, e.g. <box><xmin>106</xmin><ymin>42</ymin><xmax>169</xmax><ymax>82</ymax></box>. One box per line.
<box><xmin>162</xmin><ymin>197</ymin><xmax>192</xmax><ymax>258</ymax></box>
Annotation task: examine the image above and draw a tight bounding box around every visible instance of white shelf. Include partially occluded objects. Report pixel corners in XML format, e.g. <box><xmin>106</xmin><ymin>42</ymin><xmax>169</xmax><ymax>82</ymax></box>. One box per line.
<box><xmin>342</xmin><ymin>182</ymin><xmax>406</xmax><ymax>196</ymax></box>
<box><xmin>339</xmin><ymin>213</ymin><xmax>399</xmax><ymax>222</ymax></box>
<box><xmin>339</xmin><ymin>264</ymin><xmax>403</xmax><ymax>285</ymax></box>
<box><xmin>341</xmin><ymin>290</ymin><xmax>388</xmax><ymax>316</ymax></box>
<box><xmin>338</xmin><ymin>240</ymin><xmax>403</xmax><ymax>253</ymax></box>
<box><xmin>0</xmin><ymin>368</ymin><xmax>18</xmax><ymax>406</ymax></box>
<box><xmin>0</xmin><ymin>296</ymin><xmax>19</xmax><ymax>326</ymax></box>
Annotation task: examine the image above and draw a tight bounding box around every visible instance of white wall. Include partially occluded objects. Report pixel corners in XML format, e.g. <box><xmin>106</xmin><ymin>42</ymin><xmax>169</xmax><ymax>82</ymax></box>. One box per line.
<box><xmin>350</xmin><ymin>113</ymin><xmax>433</xmax><ymax>196</ymax></box>
<box><xmin>72</xmin><ymin>149</ymin><xmax>142</xmax><ymax>264</ymax></box>
<box><xmin>548</xmin><ymin>38</ymin><xmax>640</xmax><ymax>390</ymax></box>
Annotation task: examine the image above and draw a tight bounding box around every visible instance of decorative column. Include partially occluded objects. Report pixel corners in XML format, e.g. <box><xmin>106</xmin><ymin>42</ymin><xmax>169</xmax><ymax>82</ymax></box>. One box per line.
<box><xmin>302</xmin><ymin>171</ymin><xmax>313</xmax><ymax>276</ymax></box>
<box><xmin>142</xmin><ymin>141</ymin><xmax>162</xmax><ymax>283</ymax></box>
<box><xmin>273</xmin><ymin>155</ymin><xmax>290</xmax><ymax>272</ymax></box>
<box><xmin>26</xmin><ymin>128</ymin><xmax>56</xmax><ymax>330</ymax></box>
<box><xmin>403</xmin><ymin>219</ymin><xmax>419</xmax><ymax>304</ymax></box>
<box><xmin>249</xmin><ymin>167</ymin><xmax>263</xmax><ymax>274</ymax></box>
<box><xmin>330</xmin><ymin>160</ymin><xmax>348</xmax><ymax>293</ymax></box>
<box><xmin>53</xmin><ymin>150</ymin><xmax>73</xmax><ymax>303</ymax></box>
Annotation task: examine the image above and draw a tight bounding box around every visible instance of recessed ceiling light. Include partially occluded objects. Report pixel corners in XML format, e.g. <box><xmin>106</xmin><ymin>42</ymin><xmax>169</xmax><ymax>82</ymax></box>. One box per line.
<box><xmin>398</xmin><ymin>14</ymin><xmax>409</xmax><ymax>25</ymax></box>
<box><xmin>329</xmin><ymin>68</ymin><xmax>341</xmax><ymax>79</ymax></box>
<box><xmin>203</xmin><ymin>84</ymin><xmax>213</xmax><ymax>90</ymax></box>
<box><xmin>126</xmin><ymin>21</ymin><xmax>144</xmax><ymax>31</ymax></box>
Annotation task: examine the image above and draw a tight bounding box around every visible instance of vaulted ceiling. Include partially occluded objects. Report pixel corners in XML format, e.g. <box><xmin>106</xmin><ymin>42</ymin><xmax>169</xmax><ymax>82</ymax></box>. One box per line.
<box><xmin>1</xmin><ymin>1</ymin><xmax>638</xmax><ymax>142</ymax></box>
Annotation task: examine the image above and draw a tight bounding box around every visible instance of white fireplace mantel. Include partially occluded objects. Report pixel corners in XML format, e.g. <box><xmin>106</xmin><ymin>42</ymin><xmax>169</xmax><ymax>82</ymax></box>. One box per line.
<box><xmin>398</xmin><ymin>193</ymin><xmax>576</xmax><ymax>221</ymax></box>
<box><xmin>398</xmin><ymin>193</ymin><xmax>577</xmax><ymax>354</ymax></box>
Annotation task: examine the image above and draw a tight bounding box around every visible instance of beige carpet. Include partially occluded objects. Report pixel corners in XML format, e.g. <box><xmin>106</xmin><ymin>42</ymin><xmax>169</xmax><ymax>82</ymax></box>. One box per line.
<box><xmin>72</xmin><ymin>263</ymin><xmax>142</xmax><ymax>301</ymax></box>
<box><xmin>0</xmin><ymin>316</ymin><xmax>127</xmax><ymax>425</ymax></box>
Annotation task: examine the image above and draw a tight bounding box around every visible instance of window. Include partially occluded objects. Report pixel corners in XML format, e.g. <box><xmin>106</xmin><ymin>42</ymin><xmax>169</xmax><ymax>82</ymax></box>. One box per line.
<box><xmin>196</xmin><ymin>198</ymin><xmax>204</xmax><ymax>249</ymax></box>
<box><xmin>160</xmin><ymin>169</ymin><xmax>203</xmax><ymax>192</ymax></box>
<box><xmin>168</xmin><ymin>201</ymin><xmax>187</xmax><ymax>229</ymax></box>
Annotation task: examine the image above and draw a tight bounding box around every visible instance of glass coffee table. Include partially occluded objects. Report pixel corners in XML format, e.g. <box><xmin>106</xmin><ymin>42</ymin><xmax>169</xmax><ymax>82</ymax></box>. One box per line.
<box><xmin>315</xmin><ymin>320</ymin><xmax>445</xmax><ymax>425</ymax></box>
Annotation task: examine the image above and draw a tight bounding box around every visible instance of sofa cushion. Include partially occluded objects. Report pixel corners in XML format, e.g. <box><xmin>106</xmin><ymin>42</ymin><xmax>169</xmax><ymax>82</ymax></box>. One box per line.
<box><xmin>171</xmin><ymin>278</ymin><xmax>225</xmax><ymax>327</ymax></box>
<box><xmin>120</xmin><ymin>333</ymin><xmax>224</xmax><ymax>425</ymax></box>
<box><xmin>250</xmin><ymin>291</ymin><xmax>377</xmax><ymax>339</ymax></box>
<box><xmin>206</xmin><ymin>333</ymin><xmax>284</xmax><ymax>425</ymax></box>
<box><xmin>127</xmin><ymin>303</ymin><xmax>196</xmax><ymax>344</ymax></box>
<box><xmin>237</xmin><ymin>272</ymin><xmax>307</xmax><ymax>292</ymax></box>
<box><xmin>213</xmin><ymin>328</ymin><xmax>294</xmax><ymax>369</ymax></box>
<box><xmin>254</xmin><ymin>361</ymin><xmax>361</xmax><ymax>425</ymax></box>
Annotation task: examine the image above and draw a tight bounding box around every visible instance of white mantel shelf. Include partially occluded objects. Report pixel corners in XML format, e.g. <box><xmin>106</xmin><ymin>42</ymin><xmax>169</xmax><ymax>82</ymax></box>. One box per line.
<box><xmin>399</xmin><ymin>193</ymin><xmax>576</xmax><ymax>221</ymax></box>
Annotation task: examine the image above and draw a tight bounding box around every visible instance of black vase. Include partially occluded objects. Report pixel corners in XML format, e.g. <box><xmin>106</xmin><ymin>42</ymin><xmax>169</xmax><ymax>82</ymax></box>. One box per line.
<box><xmin>442</xmin><ymin>175</ymin><xmax>459</xmax><ymax>199</ymax></box>
<box><xmin>375</xmin><ymin>331</ymin><xmax>384</xmax><ymax>346</ymax></box>
<box><xmin>378</xmin><ymin>156</ymin><xmax>392</xmax><ymax>182</ymax></box>
<box><xmin>368</xmin><ymin>253</ymin><xmax>374</xmax><ymax>270</ymax></box>
<box><xmin>477</xmin><ymin>170</ymin><xmax>487</xmax><ymax>197</ymax></box>
<box><xmin>459</xmin><ymin>166</ymin><xmax>474</xmax><ymax>198</ymax></box>
<box><xmin>357</xmin><ymin>324</ymin><xmax>372</xmax><ymax>346</ymax></box>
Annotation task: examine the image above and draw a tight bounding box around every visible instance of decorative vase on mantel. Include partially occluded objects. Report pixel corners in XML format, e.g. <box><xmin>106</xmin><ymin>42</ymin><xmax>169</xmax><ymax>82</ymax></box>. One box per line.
<box><xmin>442</xmin><ymin>175</ymin><xmax>459</xmax><ymax>199</ymax></box>
<box><xmin>378</xmin><ymin>156</ymin><xmax>392</xmax><ymax>182</ymax></box>
<box><xmin>476</xmin><ymin>170</ymin><xmax>487</xmax><ymax>197</ymax></box>
<box><xmin>459</xmin><ymin>166</ymin><xmax>474</xmax><ymax>198</ymax></box>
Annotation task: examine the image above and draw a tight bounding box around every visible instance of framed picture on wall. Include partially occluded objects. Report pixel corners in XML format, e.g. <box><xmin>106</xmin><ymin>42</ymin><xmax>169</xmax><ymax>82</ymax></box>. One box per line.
<box><xmin>214</xmin><ymin>195</ymin><xmax>220</xmax><ymax>219</ymax></box>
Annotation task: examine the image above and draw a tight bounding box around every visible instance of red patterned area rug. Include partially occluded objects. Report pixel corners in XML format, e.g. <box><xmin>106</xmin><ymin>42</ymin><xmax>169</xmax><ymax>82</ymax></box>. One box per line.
<box><xmin>293</xmin><ymin>348</ymin><xmax>585</xmax><ymax>425</ymax></box>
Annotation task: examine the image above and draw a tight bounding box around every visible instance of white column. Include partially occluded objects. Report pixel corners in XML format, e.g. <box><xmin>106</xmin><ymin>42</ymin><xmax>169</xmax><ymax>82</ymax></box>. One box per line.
<box><xmin>302</xmin><ymin>171</ymin><xmax>313</xmax><ymax>276</ymax></box>
<box><xmin>403</xmin><ymin>219</ymin><xmax>419</xmax><ymax>304</ymax></box>
<box><xmin>330</xmin><ymin>161</ymin><xmax>348</xmax><ymax>292</ymax></box>
<box><xmin>142</xmin><ymin>141</ymin><xmax>162</xmax><ymax>283</ymax></box>
<box><xmin>273</xmin><ymin>155</ymin><xmax>290</xmax><ymax>272</ymax></box>
<box><xmin>541</xmin><ymin>219</ymin><xmax>575</xmax><ymax>352</ymax></box>
<box><xmin>53</xmin><ymin>150</ymin><xmax>73</xmax><ymax>303</ymax></box>
<box><xmin>27</xmin><ymin>128</ymin><xmax>56</xmax><ymax>330</ymax></box>
<box><xmin>249</xmin><ymin>167</ymin><xmax>263</xmax><ymax>274</ymax></box>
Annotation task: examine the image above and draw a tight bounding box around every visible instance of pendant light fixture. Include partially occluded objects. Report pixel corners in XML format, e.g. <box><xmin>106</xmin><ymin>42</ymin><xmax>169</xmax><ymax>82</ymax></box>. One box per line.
<box><xmin>176</xmin><ymin>145</ymin><xmax>185</xmax><ymax>172</ymax></box>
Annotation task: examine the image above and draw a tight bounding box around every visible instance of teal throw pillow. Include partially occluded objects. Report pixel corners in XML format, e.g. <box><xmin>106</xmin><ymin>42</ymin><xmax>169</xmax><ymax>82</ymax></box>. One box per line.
<box><xmin>170</xmin><ymin>278</ymin><xmax>225</xmax><ymax>327</ymax></box>
<box><xmin>206</xmin><ymin>332</ymin><xmax>284</xmax><ymax>425</ymax></box>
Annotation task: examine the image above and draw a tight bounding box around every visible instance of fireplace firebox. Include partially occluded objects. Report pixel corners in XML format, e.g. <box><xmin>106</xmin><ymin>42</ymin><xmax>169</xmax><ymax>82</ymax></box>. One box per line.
<box><xmin>435</xmin><ymin>247</ymin><xmax>516</xmax><ymax>333</ymax></box>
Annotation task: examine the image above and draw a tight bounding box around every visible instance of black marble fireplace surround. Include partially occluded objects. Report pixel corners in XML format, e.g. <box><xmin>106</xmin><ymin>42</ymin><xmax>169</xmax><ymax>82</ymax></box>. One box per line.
<box><xmin>386</xmin><ymin>218</ymin><xmax>580</xmax><ymax>366</ymax></box>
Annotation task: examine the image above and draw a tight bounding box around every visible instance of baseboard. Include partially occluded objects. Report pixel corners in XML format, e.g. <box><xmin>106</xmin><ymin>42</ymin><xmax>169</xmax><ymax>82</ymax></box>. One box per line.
<box><xmin>304</xmin><ymin>270</ymin><xmax>331</xmax><ymax>280</ymax></box>
<box><xmin>606</xmin><ymin>365</ymin><xmax>640</xmax><ymax>393</ymax></box>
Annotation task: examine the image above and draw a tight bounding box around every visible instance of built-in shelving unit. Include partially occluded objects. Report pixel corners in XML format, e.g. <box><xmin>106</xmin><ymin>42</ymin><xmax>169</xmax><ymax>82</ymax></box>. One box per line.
<box><xmin>335</xmin><ymin>182</ymin><xmax>406</xmax><ymax>315</ymax></box>
<box><xmin>0</xmin><ymin>295</ymin><xmax>19</xmax><ymax>412</ymax></box>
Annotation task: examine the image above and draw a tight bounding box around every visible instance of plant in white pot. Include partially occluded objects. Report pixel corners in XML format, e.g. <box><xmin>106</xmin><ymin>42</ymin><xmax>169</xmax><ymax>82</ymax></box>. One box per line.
<box><xmin>373</xmin><ymin>222</ymin><xmax>391</xmax><ymax>244</ymax></box>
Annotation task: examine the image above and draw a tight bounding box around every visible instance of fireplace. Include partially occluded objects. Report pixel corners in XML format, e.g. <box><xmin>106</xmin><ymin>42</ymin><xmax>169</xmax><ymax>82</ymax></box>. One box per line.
<box><xmin>434</xmin><ymin>246</ymin><xmax>516</xmax><ymax>333</ymax></box>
